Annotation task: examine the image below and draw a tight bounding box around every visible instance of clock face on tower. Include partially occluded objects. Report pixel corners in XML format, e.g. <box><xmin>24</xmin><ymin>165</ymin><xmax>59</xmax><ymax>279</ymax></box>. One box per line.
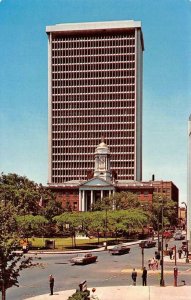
<box><xmin>98</xmin><ymin>156</ymin><xmax>106</xmax><ymax>169</ymax></box>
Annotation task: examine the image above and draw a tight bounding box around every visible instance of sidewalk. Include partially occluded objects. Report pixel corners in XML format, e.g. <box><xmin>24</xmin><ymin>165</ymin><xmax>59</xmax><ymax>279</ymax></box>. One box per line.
<box><xmin>24</xmin><ymin>286</ymin><xmax>191</xmax><ymax>300</ymax></box>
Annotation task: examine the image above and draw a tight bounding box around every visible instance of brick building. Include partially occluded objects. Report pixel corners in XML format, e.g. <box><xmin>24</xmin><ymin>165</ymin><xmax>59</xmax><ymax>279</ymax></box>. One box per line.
<box><xmin>49</xmin><ymin>141</ymin><xmax>154</xmax><ymax>211</ymax></box>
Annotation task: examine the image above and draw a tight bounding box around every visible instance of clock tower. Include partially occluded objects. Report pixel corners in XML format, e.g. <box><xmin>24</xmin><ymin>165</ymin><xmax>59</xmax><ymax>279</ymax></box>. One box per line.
<box><xmin>94</xmin><ymin>140</ymin><xmax>112</xmax><ymax>182</ymax></box>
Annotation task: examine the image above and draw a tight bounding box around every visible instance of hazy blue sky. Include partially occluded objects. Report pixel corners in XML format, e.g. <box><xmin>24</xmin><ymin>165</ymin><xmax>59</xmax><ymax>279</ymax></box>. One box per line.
<box><xmin>0</xmin><ymin>0</ymin><xmax>190</xmax><ymax>203</ymax></box>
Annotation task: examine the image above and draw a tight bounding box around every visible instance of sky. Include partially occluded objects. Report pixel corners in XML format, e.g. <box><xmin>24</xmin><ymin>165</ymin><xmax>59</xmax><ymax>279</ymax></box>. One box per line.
<box><xmin>0</xmin><ymin>0</ymin><xmax>191</xmax><ymax>204</ymax></box>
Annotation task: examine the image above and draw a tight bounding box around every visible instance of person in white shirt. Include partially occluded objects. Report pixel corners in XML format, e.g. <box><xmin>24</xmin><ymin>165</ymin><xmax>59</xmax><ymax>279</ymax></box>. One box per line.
<box><xmin>90</xmin><ymin>288</ymin><xmax>100</xmax><ymax>300</ymax></box>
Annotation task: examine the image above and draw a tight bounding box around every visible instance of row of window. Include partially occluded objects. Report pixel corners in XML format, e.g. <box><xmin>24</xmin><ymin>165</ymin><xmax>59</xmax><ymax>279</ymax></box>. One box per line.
<box><xmin>52</xmin><ymin>155</ymin><xmax>135</xmax><ymax>162</ymax></box>
<box><xmin>52</xmin><ymin>164</ymin><xmax>134</xmax><ymax>176</ymax></box>
<box><xmin>52</xmin><ymin>76</ymin><xmax>135</xmax><ymax>85</ymax></box>
<box><xmin>52</xmin><ymin>71</ymin><xmax>135</xmax><ymax>80</ymax></box>
<box><xmin>52</xmin><ymin>68</ymin><xmax>135</xmax><ymax>77</ymax></box>
<box><xmin>52</xmin><ymin>126</ymin><xmax>135</xmax><ymax>136</ymax></box>
<box><xmin>52</xmin><ymin>54</ymin><xmax>135</xmax><ymax>65</ymax></box>
<box><xmin>52</xmin><ymin>47</ymin><xmax>135</xmax><ymax>58</ymax></box>
<box><xmin>52</xmin><ymin>115</ymin><xmax>135</xmax><ymax>122</ymax></box>
<box><xmin>52</xmin><ymin>62</ymin><xmax>135</xmax><ymax>72</ymax></box>
<box><xmin>52</xmin><ymin>93</ymin><xmax>135</xmax><ymax>102</ymax></box>
<box><xmin>52</xmin><ymin>46</ymin><xmax>135</xmax><ymax>57</ymax></box>
<box><xmin>52</xmin><ymin>34</ymin><xmax>135</xmax><ymax>47</ymax></box>
<box><xmin>52</xmin><ymin>85</ymin><xmax>135</xmax><ymax>94</ymax></box>
<box><xmin>52</xmin><ymin>101</ymin><xmax>135</xmax><ymax>109</ymax></box>
<box><xmin>52</xmin><ymin>139</ymin><xmax>135</xmax><ymax>149</ymax></box>
<box><xmin>52</xmin><ymin>116</ymin><xmax>135</xmax><ymax>127</ymax></box>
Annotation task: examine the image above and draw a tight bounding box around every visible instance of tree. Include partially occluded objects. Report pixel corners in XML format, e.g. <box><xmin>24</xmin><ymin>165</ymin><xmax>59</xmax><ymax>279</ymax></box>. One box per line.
<box><xmin>16</xmin><ymin>215</ymin><xmax>49</xmax><ymax>238</ymax></box>
<box><xmin>0</xmin><ymin>173</ymin><xmax>64</xmax><ymax>220</ymax></box>
<box><xmin>92</xmin><ymin>192</ymin><xmax>141</xmax><ymax>211</ymax></box>
<box><xmin>151</xmin><ymin>193</ymin><xmax>178</xmax><ymax>230</ymax></box>
<box><xmin>0</xmin><ymin>203</ymin><xmax>40</xmax><ymax>300</ymax></box>
<box><xmin>108</xmin><ymin>209</ymin><xmax>149</xmax><ymax>237</ymax></box>
<box><xmin>53</xmin><ymin>212</ymin><xmax>84</xmax><ymax>248</ymax></box>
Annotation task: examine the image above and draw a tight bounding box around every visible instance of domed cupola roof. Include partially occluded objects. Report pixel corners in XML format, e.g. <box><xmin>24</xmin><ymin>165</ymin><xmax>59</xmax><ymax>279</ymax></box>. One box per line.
<box><xmin>95</xmin><ymin>139</ymin><xmax>110</xmax><ymax>154</ymax></box>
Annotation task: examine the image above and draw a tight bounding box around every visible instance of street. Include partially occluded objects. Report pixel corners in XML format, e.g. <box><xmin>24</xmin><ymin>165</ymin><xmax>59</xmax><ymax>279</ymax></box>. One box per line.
<box><xmin>6</xmin><ymin>240</ymin><xmax>191</xmax><ymax>300</ymax></box>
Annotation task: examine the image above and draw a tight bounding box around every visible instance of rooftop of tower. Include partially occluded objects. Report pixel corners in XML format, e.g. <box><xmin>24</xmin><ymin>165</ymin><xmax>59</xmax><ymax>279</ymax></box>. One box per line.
<box><xmin>46</xmin><ymin>20</ymin><xmax>142</xmax><ymax>33</ymax></box>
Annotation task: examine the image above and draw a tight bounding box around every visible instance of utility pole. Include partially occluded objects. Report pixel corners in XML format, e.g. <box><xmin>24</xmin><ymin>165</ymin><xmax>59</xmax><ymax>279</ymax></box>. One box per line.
<box><xmin>181</xmin><ymin>202</ymin><xmax>189</xmax><ymax>263</ymax></box>
<box><xmin>160</xmin><ymin>199</ymin><xmax>165</xmax><ymax>286</ymax></box>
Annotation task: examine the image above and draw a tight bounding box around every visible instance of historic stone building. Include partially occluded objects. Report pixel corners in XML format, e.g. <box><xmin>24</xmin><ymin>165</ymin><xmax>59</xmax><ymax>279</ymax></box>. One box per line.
<box><xmin>49</xmin><ymin>141</ymin><xmax>154</xmax><ymax>211</ymax></box>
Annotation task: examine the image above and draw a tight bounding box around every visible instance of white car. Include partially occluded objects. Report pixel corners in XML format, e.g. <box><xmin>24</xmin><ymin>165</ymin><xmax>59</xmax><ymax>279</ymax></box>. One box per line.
<box><xmin>70</xmin><ymin>253</ymin><xmax>98</xmax><ymax>265</ymax></box>
<box><xmin>173</xmin><ymin>232</ymin><xmax>185</xmax><ymax>240</ymax></box>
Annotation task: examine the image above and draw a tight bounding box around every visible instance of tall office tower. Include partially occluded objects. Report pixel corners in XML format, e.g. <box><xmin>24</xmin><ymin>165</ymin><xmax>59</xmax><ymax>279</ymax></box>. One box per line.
<box><xmin>188</xmin><ymin>115</ymin><xmax>191</xmax><ymax>245</ymax></box>
<box><xmin>46</xmin><ymin>20</ymin><xmax>144</xmax><ymax>185</ymax></box>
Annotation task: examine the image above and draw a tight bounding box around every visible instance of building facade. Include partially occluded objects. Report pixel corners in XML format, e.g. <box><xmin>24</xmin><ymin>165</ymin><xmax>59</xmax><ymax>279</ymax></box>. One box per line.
<box><xmin>46</xmin><ymin>20</ymin><xmax>144</xmax><ymax>185</ymax></box>
<box><xmin>143</xmin><ymin>180</ymin><xmax>179</xmax><ymax>204</ymax></box>
<box><xmin>49</xmin><ymin>141</ymin><xmax>154</xmax><ymax>211</ymax></box>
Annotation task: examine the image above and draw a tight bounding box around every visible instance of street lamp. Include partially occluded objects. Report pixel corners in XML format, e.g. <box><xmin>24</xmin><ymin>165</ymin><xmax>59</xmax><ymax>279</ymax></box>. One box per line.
<box><xmin>181</xmin><ymin>202</ymin><xmax>189</xmax><ymax>263</ymax></box>
<box><xmin>104</xmin><ymin>208</ymin><xmax>108</xmax><ymax>250</ymax></box>
<box><xmin>160</xmin><ymin>203</ymin><xmax>165</xmax><ymax>286</ymax></box>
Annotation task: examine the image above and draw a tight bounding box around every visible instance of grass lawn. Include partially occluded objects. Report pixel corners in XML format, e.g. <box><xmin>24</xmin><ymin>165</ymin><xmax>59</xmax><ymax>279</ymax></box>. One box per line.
<box><xmin>28</xmin><ymin>237</ymin><xmax>117</xmax><ymax>250</ymax></box>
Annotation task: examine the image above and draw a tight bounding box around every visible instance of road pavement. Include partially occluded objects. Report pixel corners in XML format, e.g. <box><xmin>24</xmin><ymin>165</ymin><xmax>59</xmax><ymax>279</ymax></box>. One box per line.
<box><xmin>23</xmin><ymin>238</ymin><xmax>191</xmax><ymax>300</ymax></box>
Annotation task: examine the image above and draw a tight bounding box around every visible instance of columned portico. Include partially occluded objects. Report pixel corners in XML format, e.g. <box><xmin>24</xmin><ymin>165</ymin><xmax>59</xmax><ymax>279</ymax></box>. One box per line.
<box><xmin>81</xmin><ymin>190</ymin><xmax>85</xmax><ymax>211</ymax></box>
<box><xmin>79</xmin><ymin>178</ymin><xmax>115</xmax><ymax>212</ymax></box>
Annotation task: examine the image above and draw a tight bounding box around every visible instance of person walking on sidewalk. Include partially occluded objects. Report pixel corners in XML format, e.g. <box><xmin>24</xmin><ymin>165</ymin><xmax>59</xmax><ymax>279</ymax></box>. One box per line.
<box><xmin>169</xmin><ymin>248</ymin><xmax>173</xmax><ymax>260</ymax></box>
<box><xmin>142</xmin><ymin>267</ymin><xmax>147</xmax><ymax>286</ymax></box>
<box><xmin>131</xmin><ymin>268</ymin><xmax>137</xmax><ymax>286</ymax></box>
<box><xmin>49</xmin><ymin>274</ymin><xmax>54</xmax><ymax>296</ymax></box>
<box><xmin>90</xmin><ymin>288</ymin><xmax>100</xmax><ymax>300</ymax></box>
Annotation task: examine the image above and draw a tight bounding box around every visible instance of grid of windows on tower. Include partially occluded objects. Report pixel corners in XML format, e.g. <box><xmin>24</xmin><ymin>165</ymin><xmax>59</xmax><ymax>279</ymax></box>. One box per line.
<box><xmin>50</xmin><ymin>32</ymin><xmax>139</xmax><ymax>184</ymax></box>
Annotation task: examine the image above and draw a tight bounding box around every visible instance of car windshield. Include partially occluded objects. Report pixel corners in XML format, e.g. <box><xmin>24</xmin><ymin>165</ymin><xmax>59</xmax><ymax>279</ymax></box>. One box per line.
<box><xmin>76</xmin><ymin>254</ymin><xmax>85</xmax><ymax>257</ymax></box>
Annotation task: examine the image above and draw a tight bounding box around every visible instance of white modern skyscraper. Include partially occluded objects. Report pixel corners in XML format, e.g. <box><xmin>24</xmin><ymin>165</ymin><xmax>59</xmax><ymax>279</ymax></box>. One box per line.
<box><xmin>188</xmin><ymin>115</ymin><xmax>191</xmax><ymax>243</ymax></box>
<box><xmin>46</xmin><ymin>20</ymin><xmax>144</xmax><ymax>185</ymax></box>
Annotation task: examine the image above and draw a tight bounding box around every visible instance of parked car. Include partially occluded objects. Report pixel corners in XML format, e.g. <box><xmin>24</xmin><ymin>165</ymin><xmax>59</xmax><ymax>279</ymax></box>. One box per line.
<box><xmin>174</xmin><ymin>232</ymin><xmax>185</xmax><ymax>240</ymax></box>
<box><xmin>163</xmin><ymin>231</ymin><xmax>173</xmax><ymax>238</ymax></box>
<box><xmin>139</xmin><ymin>240</ymin><xmax>156</xmax><ymax>248</ymax></box>
<box><xmin>109</xmin><ymin>244</ymin><xmax>130</xmax><ymax>255</ymax></box>
<box><xmin>70</xmin><ymin>253</ymin><xmax>97</xmax><ymax>265</ymax></box>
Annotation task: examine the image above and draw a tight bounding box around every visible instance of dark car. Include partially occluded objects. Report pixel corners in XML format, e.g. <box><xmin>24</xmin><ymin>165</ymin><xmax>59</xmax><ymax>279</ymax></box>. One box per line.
<box><xmin>109</xmin><ymin>244</ymin><xmax>130</xmax><ymax>255</ymax></box>
<box><xmin>139</xmin><ymin>240</ymin><xmax>156</xmax><ymax>248</ymax></box>
<box><xmin>70</xmin><ymin>253</ymin><xmax>97</xmax><ymax>265</ymax></box>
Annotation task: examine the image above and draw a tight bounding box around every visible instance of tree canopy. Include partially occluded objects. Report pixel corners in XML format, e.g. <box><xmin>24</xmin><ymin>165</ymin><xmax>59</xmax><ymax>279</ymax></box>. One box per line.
<box><xmin>0</xmin><ymin>173</ymin><xmax>63</xmax><ymax>220</ymax></box>
<box><xmin>92</xmin><ymin>191</ymin><xmax>141</xmax><ymax>211</ymax></box>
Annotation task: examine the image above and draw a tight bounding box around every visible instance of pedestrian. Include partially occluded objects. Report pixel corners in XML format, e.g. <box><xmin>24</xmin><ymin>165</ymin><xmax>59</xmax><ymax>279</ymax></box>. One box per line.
<box><xmin>142</xmin><ymin>267</ymin><xmax>147</xmax><ymax>286</ymax></box>
<box><xmin>169</xmin><ymin>249</ymin><xmax>173</xmax><ymax>260</ymax></box>
<box><xmin>155</xmin><ymin>251</ymin><xmax>160</xmax><ymax>261</ymax></box>
<box><xmin>165</xmin><ymin>243</ymin><xmax>168</xmax><ymax>251</ymax></box>
<box><xmin>150</xmin><ymin>257</ymin><xmax>155</xmax><ymax>270</ymax></box>
<box><xmin>90</xmin><ymin>288</ymin><xmax>100</xmax><ymax>300</ymax></box>
<box><xmin>131</xmin><ymin>268</ymin><xmax>137</xmax><ymax>286</ymax></box>
<box><xmin>148</xmin><ymin>259</ymin><xmax>151</xmax><ymax>270</ymax></box>
<box><xmin>49</xmin><ymin>274</ymin><xmax>54</xmax><ymax>296</ymax></box>
<box><xmin>178</xmin><ymin>248</ymin><xmax>183</xmax><ymax>259</ymax></box>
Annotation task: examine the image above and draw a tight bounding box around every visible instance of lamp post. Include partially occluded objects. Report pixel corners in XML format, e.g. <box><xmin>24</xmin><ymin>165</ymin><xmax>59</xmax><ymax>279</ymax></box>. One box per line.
<box><xmin>104</xmin><ymin>208</ymin><xmax>108</xmax><ymax>250</ymax></box>
<box><xmin>160</xmin><ymin>203</ymin><xmax>165</xmax><ymax>286</ymax></box>
<box><xmin>181</xmin><ymin>202</ymin><xmax>189</xmax><ymax>263</ymax></box>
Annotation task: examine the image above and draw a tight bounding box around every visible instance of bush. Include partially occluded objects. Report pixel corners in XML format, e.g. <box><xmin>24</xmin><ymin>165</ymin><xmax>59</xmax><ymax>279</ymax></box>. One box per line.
<box><xmin>68</xmin><ymin>290</ymin><xmax>90</xmax><ymax>300</ymax></box>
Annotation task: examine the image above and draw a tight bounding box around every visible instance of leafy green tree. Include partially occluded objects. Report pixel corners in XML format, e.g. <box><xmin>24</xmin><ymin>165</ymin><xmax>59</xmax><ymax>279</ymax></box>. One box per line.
<box><xmin>0</xmin><ymin>203</ymin><xmax>40</xmax><ymax>300</ymax></box>
<box><xmin>151</xmin><ymin>193</ymin><xmax>178</xmax><ymax>230</ymax></box>
<box><xmin>92</xmin><ymin>192</ymin><xmax>141</xmax><ymax>211</ymax></box>
<box><xmin>53</xmin><ymin>212</ymin><xmax>84</xmax><ymax>248</ymax></box>
<box><xmin>0</xmin><ymin>173</ymin><xmax>64</xmax><ymax>220</ymax></box>
<box><xmin>16</xmin><ymin>215</ymin><xmax>48</xmax><ymax>238</ymax></box>
<box><xmin>108</xmin><ymin>209</ymin><xmax>149</xmax><ymax>237</ymax></box>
